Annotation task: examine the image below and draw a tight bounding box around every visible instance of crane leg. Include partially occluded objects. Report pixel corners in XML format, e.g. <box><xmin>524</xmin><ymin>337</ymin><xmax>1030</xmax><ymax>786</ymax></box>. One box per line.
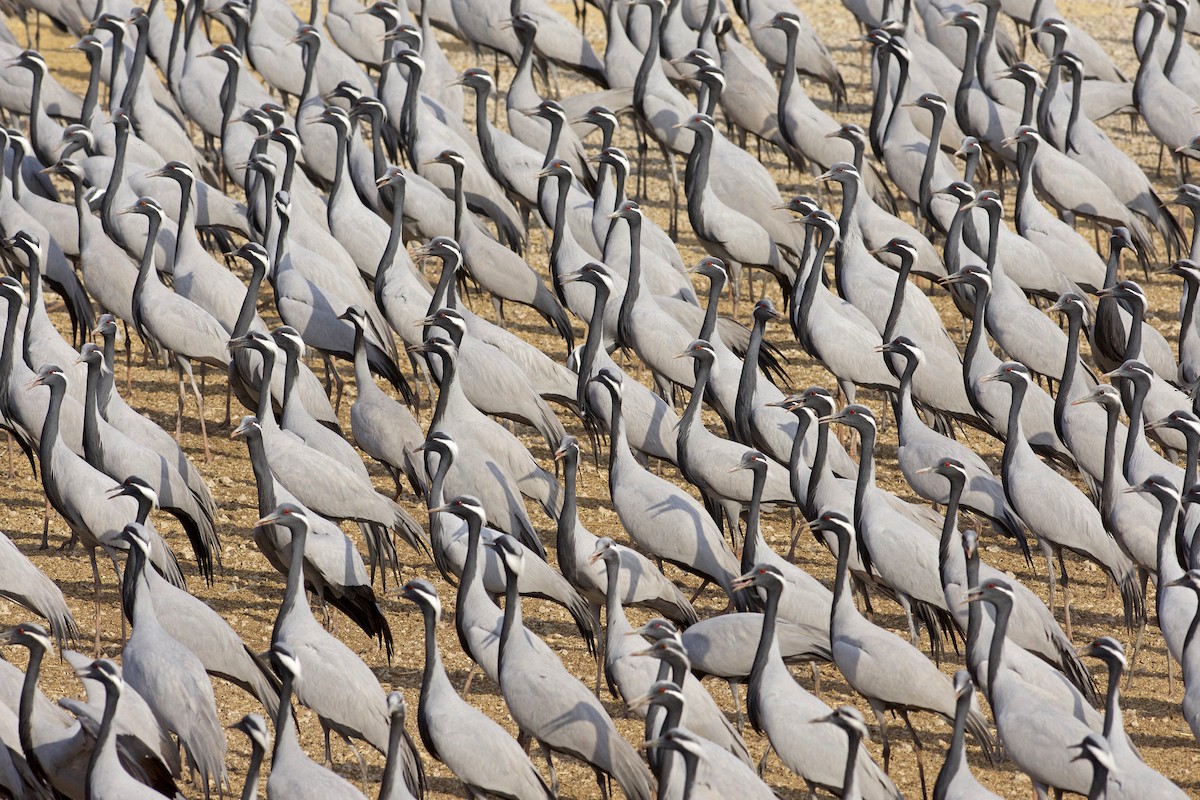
<box><xmin>756</xmin><ymin>743</ymin><xmax>772</xmax><ymax>777</ymax></box>
<box><xmin>89</xmin><ymin>547</ymin><xmax>102</xmax><ymax>655</ymax></box>
<box><xmin>461</xmin><ymin>663</ymin><xmax>479</xmax><ymax>697</ymax></box>
<box><xmin>900</xmin><ymin>709</ymin><xmax>928</xmax><ymax>800</ymax></box>
<box><xmin>1127</xmin><ymin>566</ymin><xmax>1150</xmax><ymax>688</ymax></box>
<box><xmin>728</xmin><ymin>680</ymin><xmax>744</xmax><ymax>732</ymax></box>
<box><xmin>592</xmin><ymin>604</ymin><xmax>604</xmax><ymax>697</ymax></box>
<box><xmin>177</xmin><ymin>357</ymin><xmax>210</xmax><ymax>462</ymax></box>
<box><xmin>593</xmin><ymin>767</ymin><xmax>609</xmax><ymax>800</ymax></box>
<box><xmin>40</xmin><ymin>498</ymin><xmax>49</xmax><ymax>550</ymax></box>
<box><xmin>538</xmin><ymin>741</ymin><xmax>558</xmax><ymax>795</ymax></box>
<box><xmin>339</xmin><ymin>733</ymin><xmax>370</xmax><ymax>789</ymax></box>
<box><xmin>869</xmin><ymin>700</ymin><xmax>891</xmax><ymax>772</ymax></box>
<box><xmin>1039</xmin><ymin>537</ymin><xmax>1057</xmax><ymax>616</ymax></box>
<box><xmin>1056</xmin><ymin>546</ymin><xmax>1073</xmax><ymax>641</ymax></box>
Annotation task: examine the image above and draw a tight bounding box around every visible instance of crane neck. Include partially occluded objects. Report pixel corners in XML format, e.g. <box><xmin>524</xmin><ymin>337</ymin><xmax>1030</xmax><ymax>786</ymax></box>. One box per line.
<box><xmin>884</xmin><ymin>50</ymin><xmax>909</xmax><ymax>144</ymax></box>
<box><xmin>1167</xmin><ymin>5</ymin><xmax>1188</xmax><ymax>77</ymax></box>
<box><xmin>1014</xmin><ymin>140</ymin><xmax>1036</xmax><ymax>232</ymax></box>
<box><xmin>739</xmin><ymin>467</ymin><xmax>766</xmax><ymax>574</ymax></box>
<box><xmin>578</xmin><ymin>282</ymin><xmax>610</xmax><ymax>413</ymax></box>
<box><xmin>679</xmin><ymin>355</ymin><xmax>713</xmax><ymax>448</ymax></box>
<box><xmin>297</xmin><ymin>39</ymin><xmax>318</xmax><ymax>110</ymax></box>
<box><xmin>963</xmin><ymin>542</ymin><xmax>982</xmax><ymax>678</ymax></box>
<box><xmin>984</xmin><ymin>594</ymin><xmax>1011</xmax><ymax>706</ymax></box>
<box><xmin>831</xmin><ymin>528</ymin><xmax>856</xmax><ymax>626</ymax></box>
<box><xmin>233</xmin><ymin>261</ymin><xmax>266</xmax><ymax>339</ymax></box>
<box><xmin>255</xmin><ymin>345</ymin><xmax>277</xmax><ymax>426</ymax></box>
<box><xmin>962</xmin><ymin>285</ymin><xmax>989</xmax><ymax>388</ymax></box>
<box><xmin>832</xmin><ymin>179</ymin><xmax>861</xmax><ymax>298</ymax></box>
<box><xmin>107</xmin><ymin>29</ymin><xmax>125</xmax><ymax>114</ymax></box>
<box><xmin>954</xmin><ymin>23</ymin><xmax>982</xmax><ymax>129</ymax></box>
<box><xmin>81</xmin><ymin>43</ymin><xmax>101</xmax><ymax>127</ymax></box>
<box><xmin>810</xmin><ymin>416</ymin><xmax>830</xmax><ymax>515</ymax></box>
<box><xmin>734</xmin><ymin>317</ymin><xmax>767</xmax><ymax>444</ymax></box>
<box><xmin>1102</xmin><ymin>657</ymin><xmax>1123</xmax><ymax>744</ymax></box>
<box><xmin>96</xmin><ymin>327</ymin><xmax>117</xmax><ymax>419</ymax></box>
<box><xmin>785</xmin><ymin>409</ymin><xmax>812</xmax><ymax>516</ymax></box>
<box><xmin>274</xmin><ymin>666</ymin><xmax>298</xmax><ymax>763</ymax></box>
<box><xmin>429</xmin><ymin>349</ymin><xmax>458</xmax><ymax>430</ymax></box>
<box><xmin>349</xmin><ymin>321</ymin><xmax>372</xmax><ymax>394</ymax></box>
<box><xmin>450</xmin><ymin>166</ymin><xmax>465</xmax><ymax>242</ymax></box>
<box><xmin>1099</xmin><ymin>401</ymin><xmax>1120</xmax><ymax>521</ymax></box>
<box><xmin>698</xmin><ymin>273</ymin><xmax>724</xmax><ymax>343</ymax></box>
<box><xmin>498</xmin><ymin>560</ymin><xmax>523</xmax><ymax>678</ymax></box>
<box><xmin>21</xmin><ymin>249</ymin><xmax>44</xmax><ymax>369</ymax></box>
<box><xmin>85</xmin><ymin>660</ymin><xmax>122</xmax><ymax>800</ymax></box>
<box><xmin>556</xmin><ymin>453</ymin><xmax>583</xmax><ymax>588</ymax></box>
<box><xmin>790</xmin><ymin>223</ymin><xmax>816</xmax><ymax>346</ymax></box>
<box><xmin>617</xmin><ymin>214</ymin><xmax>643</xmax><ymax>350</ymax></box>
<box><xmin>239</xmin><ymin>734</ymin><xmax>264</xmax><ymax>800</ymax></box>
<box><xmin>17</xmin><ymin>642</ymin><xmax>48</xmax><ymax>787</ymax></box>
<box><xmin>605</xmin><ymin>386</ymin><xmax>632</xmax><ymax>475</ymax></box>
<box><xmin>548</xmin><ymin>174</ymin><xmax>572</xmax><ymax>290</ymax></box>
<box><xmin>379</xmin><ymin>705</ymin><xmax>408</xmax><ymax>800</ymax></box>
<box><xmin>376</xmin><ymin>182</ymin><xmax>408</xmax><ymax>312</ymax></box>
<box><xmin>468</xmin><ymin>85</ymin><xmax>500</xmax><ymax>179</ymax></box>
<box><xmin>939</xmin><ymin>688</ymin><xmax>971</xmax><ymax>796</ymax></box>
<box><xmin>1000</xmin><ymin>378</ymin><xmax>1027</xmax><ymax>472</ymax></box>
<box><xmin>747</xmin><ymin>579</ymin><xmax>781</xmax><ymax>731</ymax></box>
<box><xmin>938</xmin><ymin>479</ymin><xmax>965</xmax><ymax>578</ymax></box>
<box><xmin>101</xmin><ymin>121</ymin><xmax>128</xmax><ymax>241</ymax></box>
<box><xmin>0</xmin><ymin>293</ymin><xmax>19</xmax><ymax>416</ymax></box>
<box><xmin>457</xmin><ymin>513</ymin><xmax>484</xmax><ymax>632</ymax></box>
<box><xmin>1056</xmin><ymin>309</ymin><xmax>1084</xmax><ymax>441</ymax></box>
<box><xmin>275</xmin><ymin>518</ymin><xmax>309</xmax><ymax>644</ymax></box>
<box><xmin>867</xmin><ymin>47</ymin><xmax>890</xmax><ymax>160</ymax></box>
<box><xmin>683</xmin><ymin>124</ymin><xmax>713</xmax><ymax>214</ymax></box>
<box><xmin>280</xmin><ymin>345</ymin><xmax>300</xmax><ymax>413</ymax></box>
<box><xmin>120</xmin><ymin>20</ymin><xmax>151</xmax><ymax>113</ymax></box>
<box><xmin>1122</xmin><ymin>379</ymin><xmax>1147</xmax><ymax>484</ymax></box>
<box><xmin>851</xmin><ymin>423</ymin><xmax>877</xmax><ymax>534</ymax></box>
<box><xmin>632</xmin><ymin>1</ymin><xmax>664</xmax><ymax>111</ymax></box>
<box><xmin>918</xmin><ymin>104</ymin><xmax>945</xmax><ymax>220</ymax></box>
<box><xmin>243</xmin><ymin>429</ymin><xmax>277</xmax><ymax>516</ymax></box>
<box><xmin>81</xmin><ymin>357</ymin><xmax>105</xmax><ymax>468</ymax></box>
<box><xmin>840</xmin><ymin>725</ymin><xmax>862</xmax><ymax>800</ymax></box>
<box><xmin>328</xmin><ymin>123</ymin><xmax>349</xmax><ymax>233</ymax></box>
<box><xmin>882</xmin><ymin>256</ymin><xmax>913</xmax><ymax>346</ymax></box>
<box><xmin>602</xmin><ymin>552</ymin><xmax>626</xmax><ymax>642</ymax></box>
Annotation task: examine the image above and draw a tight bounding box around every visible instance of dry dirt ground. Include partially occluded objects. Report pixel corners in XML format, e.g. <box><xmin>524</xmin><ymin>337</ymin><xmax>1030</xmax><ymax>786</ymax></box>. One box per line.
<box><xmin>2</xmin><ymin>0</ymin><xmax>1199</xmax><ymax>797</ymax></box>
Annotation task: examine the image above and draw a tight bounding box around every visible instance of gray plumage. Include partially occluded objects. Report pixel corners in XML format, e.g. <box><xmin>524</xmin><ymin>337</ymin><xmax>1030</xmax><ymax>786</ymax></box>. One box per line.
<box><xmin>118</xmin><ymin>524</ymin><xmax>227</xmax><ymax>797</ymax></box>
<box><xmin>400</xmin><ymin>580</ymin><xmax>554</xmax><ymax>800</ymax></box>
<box><xmin>491</xmin><ymin>534</ymin><xmax>656</xmax><ymax>800</ymax></box>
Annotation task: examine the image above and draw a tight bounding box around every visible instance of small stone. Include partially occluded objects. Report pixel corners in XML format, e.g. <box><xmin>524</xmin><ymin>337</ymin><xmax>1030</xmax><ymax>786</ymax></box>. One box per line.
<box><xmin>985</xmin><ymin>545</ymin><xmax>999</xmax><ymax>553</ymax></box>
<box><xmin>217</xmin><ymin>476</ymin><xmax>235</xmax><ymax>487</ymax></box>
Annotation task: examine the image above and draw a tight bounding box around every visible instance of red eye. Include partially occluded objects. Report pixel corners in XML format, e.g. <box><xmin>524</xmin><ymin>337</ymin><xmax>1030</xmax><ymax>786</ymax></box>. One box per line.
<box><xmin>758</xmin><ymin>568</ymin><xmax>766</xmax><ymax>574</ymax></box>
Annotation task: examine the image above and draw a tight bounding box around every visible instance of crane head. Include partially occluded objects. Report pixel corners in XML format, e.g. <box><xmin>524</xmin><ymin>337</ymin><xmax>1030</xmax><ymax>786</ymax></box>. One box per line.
<box><xmin>818</xmin><ymin>403</ymin><xmax>876</xmax><ymax>434</ymax></box>
<box><xmin>271</xmin><ymin>642</ymin><xmax>302</xmax><ymax>682</ymax></box>
<box><xmin>627</xmin><ymin>680</ymin><xmax>684</xmax><ymax>714</ymax></box>
<box><xmin>952</xmin><ymin>669</ymin><xmax>975</xmax><ymax>700</ymax></box>
<box><xmin>980</xmin><ymin>361</ymin><xmax>1030</xmax><ymax>388</ymax></box>
<box><xmin>673</xmin><ymin>339</ymin><xmax>715</xmax><ymax>362</ymax></box>
<box><xmin>1070</xmin><ymin>733</ymin><xmax>1118</xmax><ymax>775</ymax></box>
<box><xmin>82</xmin><ymin>659</ymin><xmax>123</xmax><ymax>693</ymax></box>
<box><xmin>963</xmin><ymin>579</ymin><xmax>1015</xmax><ymax>610</ymax></box>
<box><xmin>576</xmin><ymin>106</ymin><xmax>618</xmax><ymax>134</ymax></box>
<box><xmin>1081</xmin><ymin>637</ymin><xmax>1127</xmax><ymax>671</ymax></box>
<box><xmin>489</xmin><ymin>530</ymin><xmax>524</xmax><ymax>577</ymax></box>
<box><xmin>255</xmin><ymin>502</ymin><xmax>309</xmax><ymax>533</ymax></box>
<box><xmin>588</xmin><ymin>537</ymin><xmax>620</xmax><ymax>566</ymax></box>
<box><xmin>386</xmin><ymin>691</ymin><xmax>407</xmax><ymax>721</ymax></box>
<box><xmin>231</xmin><ymin>416</ymin><xmax>262</xmax><ymax>440</ymax></box>
<box><xmin>1147</xmin><ymin>409</ymin><xmax>1200</xmax><ymax>439</ymax></box>
<box><xmin>553</xmin><ymin>436</ymin><xmax>580</xmax><ymax>463</ymax></box>
<box><xmin>117</xmin><ymin>522</ymin><xmax>154</xmax><ymax>558</ymax></box>
<box><xmin>25</xmin><ymin>363</ymin><xmax>65</xmax><ymax>392</ymax></box>
<box><xmin>731</xmin><ymin>563</ymin><xmax>785</xmax><ymax>593</ymax></box>
<box><xmin>230</xmin><ymin>714</ymin><xmax>270</xmax><ymax>751</ymax></box>
<box><xmin>629</xmin><ymin>618</ymin><xmax>679</xmax><ymax>643</ymax></box>
<box><xmin>730</xmin><ymin>450</ymin><xmax>769</xmax><ymax>474</ymax></box>
<box><xmin>1102</xmin><ymin>359</ymin><xmax>1152</xmax><ymax>385</ymax></box>
<box><xmin>816</xmin><ymin>706</ymin><xmax>871</xmax><ymax>742</ymax></box>
<box><xmin>916</xmin><ymin>457</ymin><xmax>969</xmax><ymax>487</ymax></box>
<box><xmin>375</xmin><ymin>165</ymin><xmax>405</xmax><ymax>190</ymax></box>
<box><xmin>400</xmin><ymin>579</ymin><xmax>441</xmax><ymax>624</ymax></box>
<box><xmin>0</xmin><ymin>622</ymin><xmax>53</xmax><ymax>654</ymax></box>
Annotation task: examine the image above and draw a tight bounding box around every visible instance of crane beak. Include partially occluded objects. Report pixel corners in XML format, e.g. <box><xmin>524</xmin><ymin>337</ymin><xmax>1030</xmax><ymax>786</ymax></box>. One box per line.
<box><xmin>638</xmin><ymin>737</ymin><xmax>667</xmax><ymax>751</ymax></box>
<box><xmin>979</xmin><ymin>372</ymin><xmax>998</xmax><ymax>383</ymax></box>
<box><xmin>104</xmin><ymin>485</ymin><xmax>128</xmax><ymax>499</ymax></box>
<box><xmin>427</xmin><ymin>504</ymin><xmax>452</xmax><ymax>515</ymax></box>
<box><xmin>961</xmin><ymin>586</ymin><xmax>985</xmax><ymax>603</ymax></box>
<box><xmin>1145</xmin><ymin>418</ymin><xmax>1168</xmax><ymax>432</ymax></box>
<box><xmin>915</xmin><ymin>466</ymin><xmax>936</xmax><ymax>475</ymax></box>
<box><xmin>816</xmin><ymin>413</ymin><xmax>839</xmax><ymax>424</ymax></box>
<box><xmin>627</xmin><ymin>693</ymin><xmax>654</xmax><ymax>711</ymax></box>
<box><xmin>254</xmin><ymin>511</ymin><xmax>284</xmax><ymax>527</ymax></box>
<box><xmin>561</xmin><ymin>270</ymin><xmax>584</xmax><ymax>284</ymax></box>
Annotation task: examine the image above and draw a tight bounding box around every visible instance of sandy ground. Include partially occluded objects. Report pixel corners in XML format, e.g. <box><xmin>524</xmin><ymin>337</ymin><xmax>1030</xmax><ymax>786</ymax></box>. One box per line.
<box><xmin>1</xmin><ymin>0</ymin><xmax>1199</xmax><ymax>797</ymax></box>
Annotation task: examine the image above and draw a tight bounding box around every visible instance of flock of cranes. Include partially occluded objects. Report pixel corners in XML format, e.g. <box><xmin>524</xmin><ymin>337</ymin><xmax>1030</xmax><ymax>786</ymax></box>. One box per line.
<box><xmin>0</xmin><ymin>0</ymin><xmax>1197</xmax><ymax>796</ymax></box>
